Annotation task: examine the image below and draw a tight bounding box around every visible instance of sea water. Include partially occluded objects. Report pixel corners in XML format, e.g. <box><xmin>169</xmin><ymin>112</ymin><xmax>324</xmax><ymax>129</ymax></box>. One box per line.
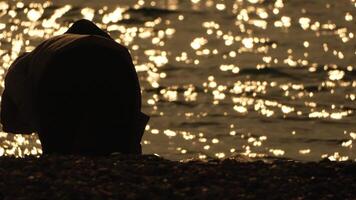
<box><xmin>0</xmin><ymin>0</ymin><xmax>355</xmax><ymax>161</ymax></box>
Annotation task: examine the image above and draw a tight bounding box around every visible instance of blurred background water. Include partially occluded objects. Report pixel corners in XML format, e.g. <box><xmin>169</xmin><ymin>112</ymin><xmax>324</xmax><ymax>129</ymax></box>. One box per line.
<box><xmin>0</xmin><ymin>0</ymin><xmax>355</xmax><ymax>161</ymax></box>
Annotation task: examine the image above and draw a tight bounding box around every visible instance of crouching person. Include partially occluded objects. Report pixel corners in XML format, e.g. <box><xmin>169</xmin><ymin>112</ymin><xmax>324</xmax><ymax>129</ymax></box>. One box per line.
<box><xmin>1</xmin><ymin>19</ymin><xmax>149</xmax><ymax>155</ymax></box>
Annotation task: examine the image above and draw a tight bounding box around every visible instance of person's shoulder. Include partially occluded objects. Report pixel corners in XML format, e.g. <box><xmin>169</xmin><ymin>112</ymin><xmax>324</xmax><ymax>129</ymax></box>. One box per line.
<box><xmin>32</xmin><ymin>33</ymin><xmax>132</xmax><ymax>60</ymax></box>
<box><xmin>4</xmin><ymin>52</ymin><xmax>31</xmax><ymax>82</ymax></box>
<box><xmin>80</xmin><ymin>34</ymin><xmax>129</xmax><ymax>51</ymax></box>
<box><xmin>46</xmin><ymin>34</ymin><xmax>88</xmax><ymax>51</ymax></box>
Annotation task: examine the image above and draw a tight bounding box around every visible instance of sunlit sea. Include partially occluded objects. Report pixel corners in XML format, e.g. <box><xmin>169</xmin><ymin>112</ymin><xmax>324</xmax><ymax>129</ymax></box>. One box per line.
<box><xmin>0</xmin><ymin>0</ymin><xmax>355</xmax><ymax>161</ymax></box>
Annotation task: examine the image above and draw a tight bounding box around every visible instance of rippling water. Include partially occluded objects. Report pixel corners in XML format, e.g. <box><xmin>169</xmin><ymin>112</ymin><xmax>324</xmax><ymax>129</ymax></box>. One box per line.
<box><xmin>0</xmin><ymin>0</ymin><xmax>355</xmax><ymax>161</ymax></box>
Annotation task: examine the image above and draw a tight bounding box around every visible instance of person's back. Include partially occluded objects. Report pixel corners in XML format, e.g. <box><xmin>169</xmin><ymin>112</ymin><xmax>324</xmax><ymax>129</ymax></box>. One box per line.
<box><xmin>1</xmin><ymin>19</ymin><xmax>149</xmax><ymax>155</ymax></box>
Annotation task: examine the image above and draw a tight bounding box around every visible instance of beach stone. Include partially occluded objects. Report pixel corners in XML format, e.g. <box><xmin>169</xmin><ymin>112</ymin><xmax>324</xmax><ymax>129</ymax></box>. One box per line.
<box><xmin>1</xmin><ymin>155</ymin><xmax>356</xmax><ymax>199</ymax></box>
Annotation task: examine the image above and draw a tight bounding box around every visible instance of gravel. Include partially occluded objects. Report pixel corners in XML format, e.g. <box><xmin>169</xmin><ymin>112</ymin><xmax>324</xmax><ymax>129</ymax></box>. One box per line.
<box><xmin>1</xmin><ymin>154</ymin><xmax>356</xmax><ymax>200</ymax></box>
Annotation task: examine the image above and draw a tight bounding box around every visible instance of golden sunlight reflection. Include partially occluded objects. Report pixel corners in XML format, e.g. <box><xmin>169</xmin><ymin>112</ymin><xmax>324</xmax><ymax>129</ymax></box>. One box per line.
<box><xmin>81</xmin><ymin>7</ymin><xmax>95</xmax><ymax>21</ymax></box>
<box><xmin>0</xmin><ymin>0</ymin><xmax>355</xmax><ymax>161</ymax></box>
<box><xmin>102</xmin><ymin>7</ymin><xmax>125</xmax><ymax>24</ymax></box>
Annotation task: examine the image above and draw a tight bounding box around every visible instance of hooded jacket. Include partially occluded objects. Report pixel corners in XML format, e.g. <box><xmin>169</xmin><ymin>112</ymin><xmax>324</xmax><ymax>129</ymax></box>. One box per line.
<box><xmin>1</xmin><ymin>19</ymin><xmax>148</xmax><ymax>154</ymax></box>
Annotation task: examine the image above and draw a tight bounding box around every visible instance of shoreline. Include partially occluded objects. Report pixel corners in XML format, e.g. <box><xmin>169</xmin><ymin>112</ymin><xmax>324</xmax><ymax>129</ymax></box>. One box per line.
<box><xmin>1</xmin><ymin>154</ymin><xmax>356</xmax><ymax>199</ymax></box>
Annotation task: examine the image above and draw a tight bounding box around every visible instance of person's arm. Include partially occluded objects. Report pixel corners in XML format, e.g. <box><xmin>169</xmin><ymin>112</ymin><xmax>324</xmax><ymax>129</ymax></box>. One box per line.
<box><xmin>1</xmin><ymin>53</ymin><xmax>36</xmax><ymax>134</ymax></box>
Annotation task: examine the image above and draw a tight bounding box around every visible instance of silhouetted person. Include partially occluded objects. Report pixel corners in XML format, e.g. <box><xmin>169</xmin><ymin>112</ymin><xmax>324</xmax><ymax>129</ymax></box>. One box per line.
<box><xmin>1</xmin><ymin>19</ymin><xmax>149</xmax><ymax>155</ymax></box>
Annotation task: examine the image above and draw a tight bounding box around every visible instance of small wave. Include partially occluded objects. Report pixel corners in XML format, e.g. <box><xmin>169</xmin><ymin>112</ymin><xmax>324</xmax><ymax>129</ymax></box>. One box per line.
<box><xmin>126</xmin><ymin>7</ymin><xmax>178</xmax><ymax>16</ymax></box>
<box><xmin>344</xmin><ymin>70</ymin><xmax>356</xmax><ymax>80</ymax></box>
<box><xmin>304</xmin><ymin>85</ymin><xmax>326</xmax><ymax>92</ymax></box>
<box><xmin>279</xmin><ymin>137</ymin><xmax>349</xmax><ymax>145</ymax></box>
<box><xmin>171</xmin><ymin>101</ymin><xmax>198</xmax><ymax>108</ymax></box>
<box><xmin>304</xmin><ymin>138</ymin><xmax>349</xmax><ymax>144</ymax></box>
<box><xmin>238</xmin><ymin>67</ymin><xmax>301</xmax><ymax>80</ymax></box>
<box><xmin>282</xmin><ymin>116</ymin><xmax>313</xmax><ymax>121</ymax></box>
<box><xmin>161</xmin><ymin>64</ymin><xmax>201</xmax><ymax>72</ymax></box>
<box><xmin>179</xmin><ymin>121</ymin><xmax>221</xmax><ymax>127</ymax></box>
<box><xmin>318</xmin><ymin>120</ymin><xmax>355</xmax><ymax>125</ymax></box>
<box><xmin>118</xmin><ymin>18</ymin><xmax>146</xmax><ymax>25</ymax></box>
<box><xmin>144</xmin><ymin>85</ymin><xmax>205</xmax><ymax>94</ymax></box>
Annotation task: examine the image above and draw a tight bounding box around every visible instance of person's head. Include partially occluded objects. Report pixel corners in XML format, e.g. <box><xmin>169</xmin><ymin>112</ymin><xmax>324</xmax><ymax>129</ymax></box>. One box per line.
<box><xmin>65</xmin><ymin>19</ymin><xmax>113</xmax><ymax>39</ymax></box>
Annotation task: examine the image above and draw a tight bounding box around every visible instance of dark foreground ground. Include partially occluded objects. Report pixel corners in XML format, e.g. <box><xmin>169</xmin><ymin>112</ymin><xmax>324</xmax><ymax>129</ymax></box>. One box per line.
<box><xmin>0</xmin><ymin>155</ymin><xmax>356</xmax><ymax>200</ymax></box>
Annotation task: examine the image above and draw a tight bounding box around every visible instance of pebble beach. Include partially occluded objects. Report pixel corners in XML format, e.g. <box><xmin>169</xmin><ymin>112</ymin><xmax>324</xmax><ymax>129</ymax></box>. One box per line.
<box><xmin>1</xmin><ymin>155</ymin><xmax>356</xmax><ymax>200</ymax></box>
<box><xmin>0</xmin><ymin>0</ymin><xmax>355</xmax><ymax>161</ymax></box>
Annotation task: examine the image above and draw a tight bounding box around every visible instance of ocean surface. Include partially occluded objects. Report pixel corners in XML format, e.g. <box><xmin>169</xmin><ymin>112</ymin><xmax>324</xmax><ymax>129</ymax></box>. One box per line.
<box><xmin>0</xmin><ymin>0</ymin><xmax>355</xmax><ymax>161</ymax></box>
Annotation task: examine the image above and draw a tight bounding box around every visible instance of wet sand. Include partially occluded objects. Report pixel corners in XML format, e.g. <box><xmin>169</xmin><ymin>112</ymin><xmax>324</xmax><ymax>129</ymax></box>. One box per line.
<box><xmin>1</xmin><ymin>155</ymin><xmax>356</xmax><ymax>200</ymax></box>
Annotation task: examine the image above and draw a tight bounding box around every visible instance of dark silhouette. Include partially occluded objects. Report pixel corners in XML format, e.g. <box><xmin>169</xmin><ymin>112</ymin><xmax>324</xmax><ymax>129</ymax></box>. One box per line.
<box><xmin>1</xmin><ymin>19</ymin><xmax>149</xmax><ymax>155</ymax></box>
